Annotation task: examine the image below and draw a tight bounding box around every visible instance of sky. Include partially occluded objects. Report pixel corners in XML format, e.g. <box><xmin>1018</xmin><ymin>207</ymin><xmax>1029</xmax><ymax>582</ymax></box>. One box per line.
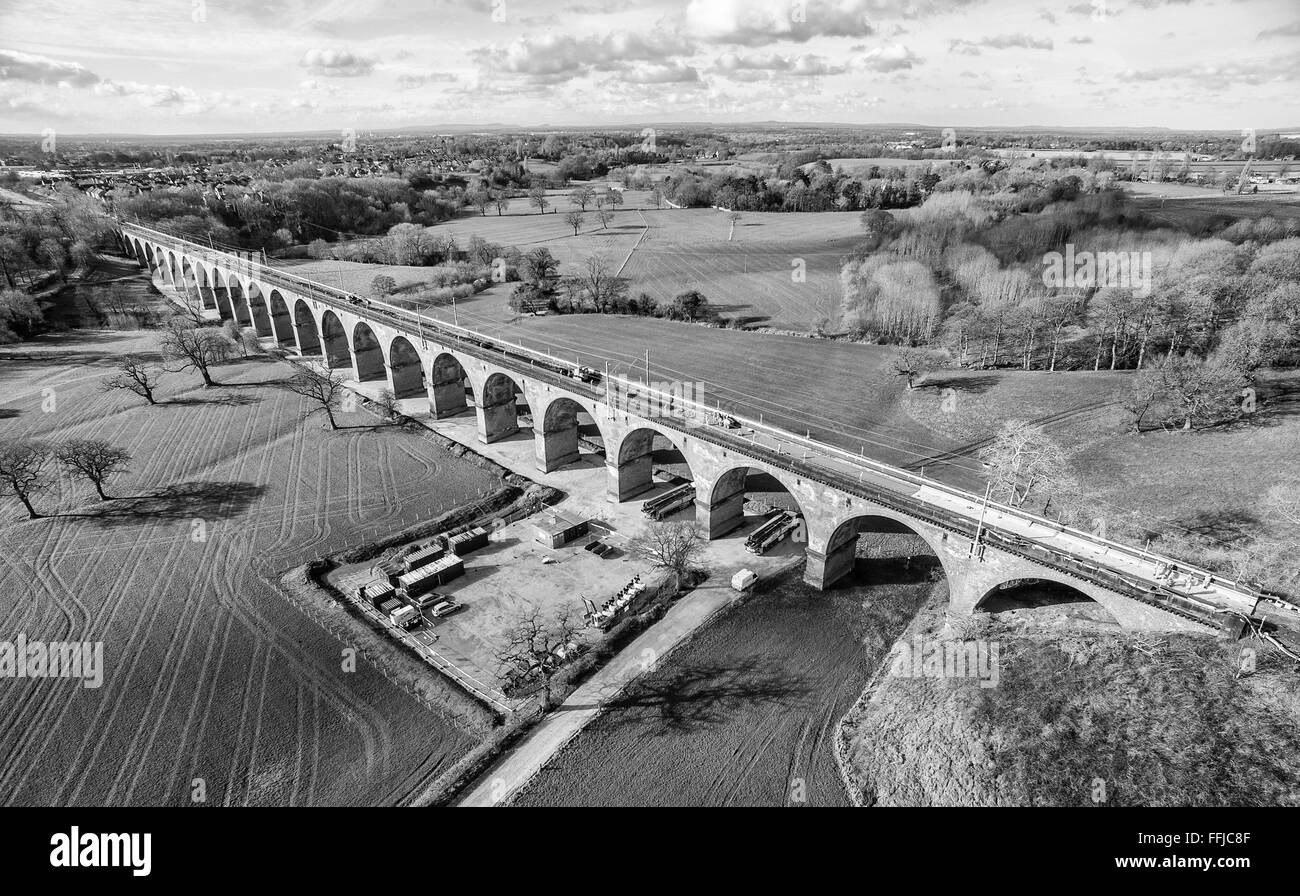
<box><xmin>0</xmin><ymin>0</ymin><xmax>1297</xmax><ymax>136</ymax></box>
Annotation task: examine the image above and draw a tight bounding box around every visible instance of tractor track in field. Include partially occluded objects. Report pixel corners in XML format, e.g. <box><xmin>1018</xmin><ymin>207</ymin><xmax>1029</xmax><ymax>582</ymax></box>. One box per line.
<box><xmin>1</xmin><ymin>343</ymin><xmax>492</xmax><ymax>806</ymax></box>
<box><xmin>902</xmin><ymin>398</ymin><xmax>1117</xmax><ymax>473</ymax></box>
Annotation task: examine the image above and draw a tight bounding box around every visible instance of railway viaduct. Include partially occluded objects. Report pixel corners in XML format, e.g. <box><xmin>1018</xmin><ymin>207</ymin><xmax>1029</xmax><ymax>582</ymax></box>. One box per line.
<box><xmin>118</xmin><ymin>222</ymin><xmax>1250</xmax><ymax>635</ymax></box>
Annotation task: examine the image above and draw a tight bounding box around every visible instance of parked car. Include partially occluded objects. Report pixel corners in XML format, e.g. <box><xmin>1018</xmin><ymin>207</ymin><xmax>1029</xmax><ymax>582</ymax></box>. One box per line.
<box><xmin>430</xmin><ymin>599</ymin><xmax>464</xmax><ymax>618</ymax></box>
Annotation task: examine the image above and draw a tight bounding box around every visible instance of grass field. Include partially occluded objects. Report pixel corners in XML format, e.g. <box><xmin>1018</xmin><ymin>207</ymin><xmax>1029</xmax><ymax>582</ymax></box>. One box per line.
<box><xmin>515</xmin><ymin>552</ymin><xmax>935</xmax><ymax>807</ymax></box>
<box><xmin>0</xmin><ymin>330</ymin><xmax>503</xmax><ymax>805</ymax></box>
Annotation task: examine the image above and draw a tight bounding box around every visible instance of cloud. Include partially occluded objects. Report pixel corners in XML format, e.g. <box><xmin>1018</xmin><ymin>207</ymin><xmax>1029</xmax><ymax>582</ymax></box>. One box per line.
<box><xmin>299</xmin><ymin>48</ymin><xmax>376</xmax><ymax>77</ymax></box>
<box><xmin>93</xmin><ymin>80</ymin><xmax>228</xmax><ymax>113</ymax></box>
<box><xmin>392</xmin><ymin>69</ymin><xmax>458</xmax><ymax>89</ymax></box>
<box><xmin>857</xmin><ymin>43</ymin><xmax>922</xmax><ymax>71</ymax></box>
<box><xmin>713</xmin><ymin>52</ymin><xmax>846</xmax><ymax>76</ymax></box>
<box><xmin>1122</xmin><ymin>55</ymin><xmax>1299</xmax><ymax>90</ymax></box>
<box><xmin>1069</xmin><ymin>36</ymin><xmax>1094</xmax><ymax>44</ymax></box>
<box><xmin>618</xmin><ymin>61</ymin><xmax>701</xmax><ymax>83</ymax></box>
<box><xmin>684</xmin><ymin>0</ymin><xmax>876</xmax><ymax>46</ymax></box>
<box><xmin>0</xmin><ymin>50</ymin><xmax>99</xmax><ymax>88</ymax></box>
<box><xmin>1259</xmin><ymin>22</ymin><xmax>1300</xmax><ymax>39</ymax></box>
<box><xmin>474</xmin><ymin>30</ymin><xmax>691</xmax><ymax>81</ymax></box>
<box><xmin>950</xmin><ymin>33</ymin><xmax>1054</xmax><ymax>54</ymax></box>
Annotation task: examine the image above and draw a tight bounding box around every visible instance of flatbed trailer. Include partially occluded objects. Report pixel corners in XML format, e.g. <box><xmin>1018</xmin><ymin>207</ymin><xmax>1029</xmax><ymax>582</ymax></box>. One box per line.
<box><xmin>642</xmin><ymin>484</ymin><xmax>696</xmax><ymax>521</ymax></box>
<box><xmin>745</xmin><ymin>511</ymin><xmax>802</xmax><ymax>555</ymax></box>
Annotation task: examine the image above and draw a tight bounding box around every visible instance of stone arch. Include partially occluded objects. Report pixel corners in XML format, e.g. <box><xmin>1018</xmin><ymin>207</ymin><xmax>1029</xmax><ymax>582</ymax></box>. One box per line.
<box><xmin>429</xmin><ymin>351</ymin><xmax>471</xmax><ymax>418</ymax></box>
<box><xmin>975</xmin><ymin>575</ymin><xmax>1120</xmax><ymax>626</ymax></box>
<box><xmin>351</xmin><ymin>322</ymin><xmax>387</xmax><ymax>382</ymax></box>
<box><xmin>696</xmin><ymin>464</ymin><xmax>810</xmax><ymax>544</ymax></box>
<box><xmin>244</xmin><ymin>280</ymin><xmax>274</xmax><ymax>337</ymax></box>
<box><xmin>536</xmin><ymin>394</ymin><xmax>607</xmax><ymax>473</ymax></box>
<box><xmin>225</xmin><ymin>274</ymin><xmax>254</xmax><ymax>328</ymax></box>
<box><xmin>610</xmin><ymin>425</ymin><xmax>694</xmax><ymax>504</ymax></box>
<box><xmin>210</xmin><ymin>267</ymin><xmax>237</xmax><ymax>322</ymax></box>
<box><xmin>293</xmin><ymin>300</ymin><xmax>322</xmax><ymax>356</ymax></box>
<box><xmin>267</xmin><ymin>289</ymin><xmax>294</xmax><ymax>346</ymax></box>
<box><xmin>477</xmin><ymin>370</ymin><xmax>532</xmax><ymax>444</ymax></box>
<box><xmin>387</xmin><ymin>336</ymin><xmax>424</xmax><ymax>399</ymax></box>
<box><xmin>178</xmin><ymin>257</ymin><xmax>210</xmax><ymax>311</ymax></box>
<box><xmin>807</xmin><ymin>508</ymin><xmax>954</xmax><ymax>591</ymax></box>
<box><xmin>320</xmin><ymin>310</ymin><xmax>351</xmax><ymax>369</ymax></box>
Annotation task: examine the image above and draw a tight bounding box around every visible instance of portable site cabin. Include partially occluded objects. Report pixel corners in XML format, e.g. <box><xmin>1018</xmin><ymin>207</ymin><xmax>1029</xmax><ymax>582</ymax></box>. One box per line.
<box><xmin>534</xmin><ymin>512</ymin><xmax>589</xmax><ymax>549</ymax></box>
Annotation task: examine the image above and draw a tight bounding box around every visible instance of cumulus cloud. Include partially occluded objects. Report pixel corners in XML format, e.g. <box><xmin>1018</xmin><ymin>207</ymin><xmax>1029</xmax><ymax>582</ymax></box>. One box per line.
<box><xmin>299</xmin><ymin>48</ymin><xmax>375</xmax><ymax>77</ymax></box>
<box><xmin>684</xmin><ymin>0</ymin><xmax>875</xmax><ymax>45</ymax></box>
<box><xmin>93</xmin><ymin>80</ymin><xmax>228</xmax><ymax>113</ymax></box>
<box><xmin>857</xmin><ymin>43</ymin><xmax>922</xmax><ymax>71</ymax></box>
<box><xmin>618</xmin><ymin>61</ymin><xmax>701</xmax><ymax>83</ymax></box>
<box><xmin>474</xmin><ymin>30</ymin><xmax>691</xmax><ymax>81</ymax></box>
<box><xmin>713</xmin><ymin>52</ymin><xmax>846</xmax><ymax>76</ymax></box>
<box><xmin>0</xmin><ymin>50</ymin><xmax>99</xmax><ymax>88</ymax></box>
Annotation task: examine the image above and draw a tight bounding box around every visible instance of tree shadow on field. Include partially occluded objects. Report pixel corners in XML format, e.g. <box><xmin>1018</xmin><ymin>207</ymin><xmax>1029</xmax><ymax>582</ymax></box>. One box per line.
<box><xmin>65</xmin><ymin>481</ymin><xmax>266</xmax><ymax>527</ymax></box>
<box><xmin>165</xmin><ymin>391</ymin><xmax>262</xmax><ymax>407</ymax></box>
<box><xmin>561</xmin><ymin>656</ymin><xmax>812</xmax><ymax>734</ymax></box>
<box><xmin>920</xmin><ymin>373</ymin><xmax>1000</xmax><ymax>395</ymax></box>
<box><xmin>1171</xmin><ymin>507</ymin><xmax>1260</xmax><ymax>543</ymax></box>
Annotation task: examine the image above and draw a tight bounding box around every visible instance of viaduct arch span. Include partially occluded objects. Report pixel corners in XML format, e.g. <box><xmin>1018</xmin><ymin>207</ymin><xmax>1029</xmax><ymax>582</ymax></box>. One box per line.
<box><xmin>119</xmin><ymin>222</ymin><xmax>1268</xmax><ymax>635</ymax></box>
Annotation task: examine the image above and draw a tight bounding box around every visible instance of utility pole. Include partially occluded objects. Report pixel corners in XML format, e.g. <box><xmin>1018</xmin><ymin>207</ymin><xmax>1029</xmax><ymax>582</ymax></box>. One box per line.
<box><xmin>969</xmin><ymin>481</ymin><xmax>992</xmax><ymax>559</ymax></box>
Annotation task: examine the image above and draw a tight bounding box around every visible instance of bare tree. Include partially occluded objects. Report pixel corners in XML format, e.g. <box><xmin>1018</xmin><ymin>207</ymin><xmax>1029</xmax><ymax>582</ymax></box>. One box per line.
<box><xmin>160</xmin><ymin>321</ymin><xmax>233</xmax><ymax>388</ymax></box>
<box><xmin>979</xmin><ymin>421</ymin><xmax>1072</xmax><ymax>508</ymax></box>
<box><xmin>283</xmin><ymin>367</ymin><xmax>348</xmax><ymax>430</ymax></box>
<box><xmin>568</xmin><ymin>186</ymin><xmax>595</xmax><ymax>210</ymax></box>
<box><xmin>564</xmin><ymin>210</ymin><xmax>585</xmax><ymax>236</ymax></box>
<box><xmin>596</xmin><ymin>208</ymin><xmax>613</xmax><ymax>230</ymax></box>
<box><xmin>527</xmin><ymin>187</ymin><xmax>550</xmax><ymax>215</ymax></box>
<box><xmin>890</xmin><ymin>345</ymin><xmax>932</xmax><ymax>389</ymax></box>
<box><xmin>101</xmin><ymin>355</ymin><xmax>163</xmax><ymax>405</ymax></box>
<box><xmin>634</xmin><ymin>521</ymin><xmax>706</xmax><ymax>592</ymax></box>
<box><xmin>0</xmin><ymin>441</ymin><xmax>54</xmax><ymax>519</ymax></box>
<box><xmin>373</xmin><ymin>387</ymin><xmax>401</xmax><ymax>423</ymax></box>
<box><xmin>492</xmin><ymin>191</ymin><xmax>511</xmax><ymax>216</ymax></box>
<box><xmin>55</xmin><ymin>439</ymin><xmax>131</xmax><ymax>501</ymax></box>
<box><xmin>493</xmin><ymin>605</ymin><xmax>585</xmax><ymax>710</ymax></box>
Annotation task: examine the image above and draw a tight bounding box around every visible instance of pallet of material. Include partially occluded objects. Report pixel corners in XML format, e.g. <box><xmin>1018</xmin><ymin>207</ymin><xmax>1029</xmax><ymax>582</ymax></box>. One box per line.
<box><xmin>362</xmin><ymin>580</ymin><xmax>396</xmax><ymax>608</ymax></box>
<box><xmin>397</xmin><ymin>555</ymin><xmax>465</xmax><ymax>597</ymax></box>
<box><xmin>447</xmin><ymin>526</ymin><xmax>489</xmax><ymax>555</ymax></box>
<box><xmin>403</xmin><ymin>543</ymin><xmax>446</xmax><ymax>572</ymax></box>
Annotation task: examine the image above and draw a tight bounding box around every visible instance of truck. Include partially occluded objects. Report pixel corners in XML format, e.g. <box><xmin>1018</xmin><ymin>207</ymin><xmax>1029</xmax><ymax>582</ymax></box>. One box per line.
<box><xmin>390</xmin><ymin>604</ymin><xmax>421</xmax><ymax>630</ymax></box>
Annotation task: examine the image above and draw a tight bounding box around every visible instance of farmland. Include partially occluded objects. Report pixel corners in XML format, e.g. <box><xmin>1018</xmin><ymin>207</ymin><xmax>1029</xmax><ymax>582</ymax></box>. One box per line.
<box><xmin>514</xmin><ymin>551</ymin><xmax>936</xmax><ymax>807</ymax></box>
<box><xmin>289</xmin><ymin>199</ymin><xmax>866</xmax><ymax>334</ymax></box>
<box><xmin>0</xmin><ymin>329</ymin><xmax>503</xmax><ymax>806</ymax></box>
